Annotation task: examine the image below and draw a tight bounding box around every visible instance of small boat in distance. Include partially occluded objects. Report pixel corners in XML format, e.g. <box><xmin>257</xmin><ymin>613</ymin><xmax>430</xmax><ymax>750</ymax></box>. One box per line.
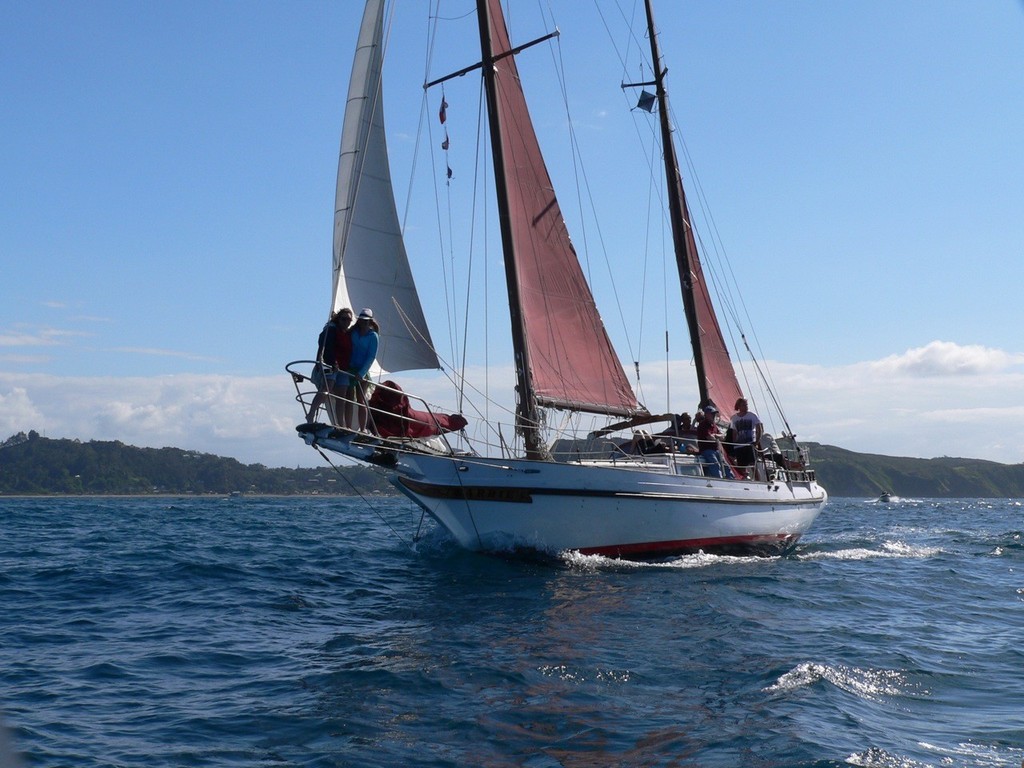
<box><xmin>287</xmin><ymin>0</ymin><xmax>827</xmax><ymax>559</ymax></box>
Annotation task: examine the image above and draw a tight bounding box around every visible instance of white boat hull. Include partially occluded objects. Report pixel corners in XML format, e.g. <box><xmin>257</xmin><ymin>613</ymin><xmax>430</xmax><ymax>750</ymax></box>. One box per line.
<box><xmin>302</xmin><ymin>427</ymin><xmax>826</xmax><ymax>558</ymax></box>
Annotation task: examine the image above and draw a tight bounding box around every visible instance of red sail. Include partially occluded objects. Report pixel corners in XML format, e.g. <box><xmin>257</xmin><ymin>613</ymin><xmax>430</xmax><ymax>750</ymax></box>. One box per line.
<box><xmin>486</xmin><ymin>0</ymin><xmax>641</xmax><ymax>416</ymax></box>
<box><xmin>680</xmin><ymin>178</ymin><xmax>744</xmax><ymax>414</ymax></box>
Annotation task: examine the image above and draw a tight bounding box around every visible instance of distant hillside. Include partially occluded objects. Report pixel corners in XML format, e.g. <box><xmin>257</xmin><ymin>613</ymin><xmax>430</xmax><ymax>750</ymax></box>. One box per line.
<box><xmin>2</xmin><ymin>431</ymin><xmax>1022</xmax><ymax>499</ymax></box>
<box><xmin>0</xmin><ymin>431</ymin><xmax>392</xmax><ymax>496</ymax></box>
<box><xmin>807</xmin><ymin>443</ymin><xmax>1024</xmax><ymax>498</ymax></box>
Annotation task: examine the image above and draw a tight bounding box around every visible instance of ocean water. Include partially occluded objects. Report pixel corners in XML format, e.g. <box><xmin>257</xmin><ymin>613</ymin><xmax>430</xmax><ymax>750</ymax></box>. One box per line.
<box><xmin>1</xmin><ymin>495</ymin><xmax>1022</xmax><ymax>768</ymax></box>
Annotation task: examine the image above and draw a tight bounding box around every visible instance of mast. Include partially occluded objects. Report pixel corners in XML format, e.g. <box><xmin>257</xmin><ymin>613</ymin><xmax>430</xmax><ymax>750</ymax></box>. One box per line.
<box><xmin>643</xmin><ymin>0</ymin><xmax>710</xmax><ymax>407</ymax></box>
<box><xmin>475</xmin><ymin>0</ymin><xmax>546</xmax><ymax>459</ymax></box>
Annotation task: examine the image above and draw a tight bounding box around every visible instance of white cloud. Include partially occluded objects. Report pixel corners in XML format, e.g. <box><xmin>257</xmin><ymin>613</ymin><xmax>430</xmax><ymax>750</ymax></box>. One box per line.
<box><xmin>0</xmin><ymin>388</ymin><xmax>44</xmax><ymax>434</ymax></box>
<box><xmin>761</xmin><ymin>344</ymin><xmax>1024</xmax><ymax>463</ymax></box>
<box><xmin>110</xmin><ymin>346</ymin><xmax>222</xmax><ymax>363</ymax></box>
<box><xmin>869</xmin><ymin>340</ymin><xmax>1022</xmax><ymax>377</ymax></box>
<box><xmin>0</xmin><ymin>341</ymin><xmax>1021</xmax><ymax>468</ymax></box>
<box><xmin>0</xmin><ymin>326</ymin><xmax>91</xmax><ymax>347</ymax></box>
<box><xmin>71</xmin><ymin>315</ymin><xmax>113</xmax><ymax>324</ymax></box>
<box><xmin>0</xmin><ymin>354</ymin><xmax>52</xmax><ymax>365</ymax></box>
<box><xmin>0</xmin><ymin>331</ymin><xmax>58</xmax><ymax>347</ymax></box>
<box><xmin>0</xmin><ymin>373</ymin><xmax>310</xmax><ymax>468</ymax></box>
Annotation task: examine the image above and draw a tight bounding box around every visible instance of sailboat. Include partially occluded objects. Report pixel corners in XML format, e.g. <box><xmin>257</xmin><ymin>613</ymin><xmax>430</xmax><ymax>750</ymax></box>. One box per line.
<box><xmin>287</xmin><ymin>0</ymin><xmax>827</xmax><ymax>559</ymax></box>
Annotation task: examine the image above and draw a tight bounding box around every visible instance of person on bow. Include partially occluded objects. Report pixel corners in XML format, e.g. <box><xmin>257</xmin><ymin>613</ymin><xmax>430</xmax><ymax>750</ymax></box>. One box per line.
<box><xmin>344</xmin><ymin>308</ymin><xmax>380</xmax><ymax>432</ymax></box>
<box><xmin>307</xmin><ymin>307</ymin><xmax>353</xmax><ymax>424</ymax></box>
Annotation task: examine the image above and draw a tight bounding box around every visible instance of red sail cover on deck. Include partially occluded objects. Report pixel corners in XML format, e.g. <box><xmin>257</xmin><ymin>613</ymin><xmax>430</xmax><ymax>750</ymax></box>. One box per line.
<box><xmin>368</xmin><ymin>381</ymin><xmax>468</xmax><ymax>439</ymax></box>
<box><xmin>487</xmin><ymin>0</ymin><xmax>641</xmax><ymax>417</ymax></box>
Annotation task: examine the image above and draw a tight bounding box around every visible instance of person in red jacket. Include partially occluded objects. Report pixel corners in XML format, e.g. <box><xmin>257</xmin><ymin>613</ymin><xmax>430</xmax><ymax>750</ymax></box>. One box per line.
<box><xmin>306</xmin><ymin>307</ymin><xmax>353</xmax><ymax>424</ymax></box>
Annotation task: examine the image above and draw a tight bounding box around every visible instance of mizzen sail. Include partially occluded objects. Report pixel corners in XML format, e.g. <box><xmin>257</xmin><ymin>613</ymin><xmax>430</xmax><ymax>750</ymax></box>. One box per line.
<box><xmin>332</xmin><ymin>0</ymin><xmax>439</xmax><ymax>373</ymax></box>
<box><xmin>484</xmin><ymin>0</ymin><xmax>641</xmax><ymax>417</ymax></box>
<box><xmin>643</xmin><ymin>0</ymin><xmax>743</xmax><ymax>414</ymax></box>
<box><xmin>678</xmin><ymin>178</ymin><xmax>744</xmax><ymax>412</ymax></box>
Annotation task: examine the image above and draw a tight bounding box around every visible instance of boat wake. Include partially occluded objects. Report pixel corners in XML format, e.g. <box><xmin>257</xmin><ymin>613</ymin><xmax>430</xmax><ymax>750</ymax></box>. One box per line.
<box><xmin>561</xmin><ymin>549</ymin><xmax>777</xmax><ymax>570</ymax></box>
<box><xmin>797</xmin><ymin>539</ymin><xmax>941</xmax><ymax>561</ymax></box>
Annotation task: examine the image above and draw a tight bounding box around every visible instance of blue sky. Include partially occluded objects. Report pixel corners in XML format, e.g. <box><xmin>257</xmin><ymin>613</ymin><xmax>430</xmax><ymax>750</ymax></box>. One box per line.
<box><xmin>2</xmin><ymin>1</ymin><xmax>1023</xmax><ymax>469</ymax></box>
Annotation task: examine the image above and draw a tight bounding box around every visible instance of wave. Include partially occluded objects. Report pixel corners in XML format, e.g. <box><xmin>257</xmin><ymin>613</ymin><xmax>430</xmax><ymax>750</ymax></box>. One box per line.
<box><xmin>918</xmin><ymin>740</ymin><xmax>1024</xmax><ymax>766</ymax></box>
<box><xmin>765</xmin><ymin>661</ymin><xmax>921</xmax><ymax>702</ymax></box>
<box><xmin>849</xmin><ymin>740</ymin><xmax>1024</xmax><ymax>768</ymax></box>
<box><xmin>845</xmin><ymin>746</ymin><xmax>931</xmax><ymax>767</ymax></box>
<box><xmin>537</xmin><ymin>663</ymin><xmax>632</xmax><ymax>685</ymax></box>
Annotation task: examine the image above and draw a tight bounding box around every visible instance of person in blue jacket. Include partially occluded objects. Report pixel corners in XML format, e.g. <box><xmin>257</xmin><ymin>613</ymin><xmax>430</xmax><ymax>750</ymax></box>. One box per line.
<box><xmin>345</xmin><ymin>308</ymin><xmax>380</xmax><ymax>431</ymax></box>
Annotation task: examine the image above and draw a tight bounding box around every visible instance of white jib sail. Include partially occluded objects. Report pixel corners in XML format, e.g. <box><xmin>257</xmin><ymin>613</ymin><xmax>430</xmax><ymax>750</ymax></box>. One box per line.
<box><xmin>332</xmin><ymin>0</ymin><xmax>440</xmax><ymax>373</ymax></box>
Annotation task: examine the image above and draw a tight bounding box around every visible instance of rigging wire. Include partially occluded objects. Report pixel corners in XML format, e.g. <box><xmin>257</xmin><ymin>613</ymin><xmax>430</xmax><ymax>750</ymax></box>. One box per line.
<box><xmin>540</xmin><ymin>4</ymin><xmax>646</xmax><ymax>396</ymax></box>
<box><xmin>423</xmin><ymin>0</ymin><xmax>497</xmax><ymax>430</ymax></box>
<box><xmin>421</xmin><ymin>2</ymin><xmax>524</xmax><ymax>454</ymax></box>
<box><xmin>421</xmin><ymin>3</ymin><xmax>462</xmax><ymax>380</ymax></box>
<box><xmin>462</xmin><ymin>76</ymin><xmax>493</xmax><ymax>430</ymax></box>
<box><xmin>671</xmin><ymin>111</ymin><xmax>793</xmax><ymax>432</ymax></box>
<box><xmin>311</xmin><ymin>442</ymin><xmax>422</xmax><ymax>550</ymax></box>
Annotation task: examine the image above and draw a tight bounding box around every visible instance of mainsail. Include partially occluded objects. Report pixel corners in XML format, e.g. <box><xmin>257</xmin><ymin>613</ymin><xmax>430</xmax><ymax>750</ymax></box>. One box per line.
<box><xmin>482</xmin><ymin>0</ymin><xmax>641</xmax><ymax>418</ymax></box>
<box><xmin>332</xmin><ymin>0</ymin><xmax>439</xmax><ymax>373</ymax></box>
